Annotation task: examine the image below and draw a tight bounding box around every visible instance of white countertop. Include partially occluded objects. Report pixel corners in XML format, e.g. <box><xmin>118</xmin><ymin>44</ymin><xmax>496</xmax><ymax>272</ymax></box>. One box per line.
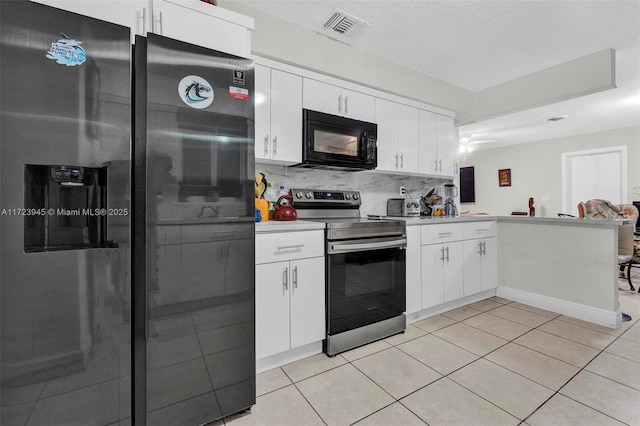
<box><xmin>255</xmin><ymin>219</ymin><xmax>325</xmax><ymax>233</ymax></box>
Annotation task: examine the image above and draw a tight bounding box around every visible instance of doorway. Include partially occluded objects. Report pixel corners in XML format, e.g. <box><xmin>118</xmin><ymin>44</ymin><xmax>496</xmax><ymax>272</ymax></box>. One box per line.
<box><xmin>561</xmin><ymin>146</ymin><xmax>628</xmax><ymax>215</ymax></box>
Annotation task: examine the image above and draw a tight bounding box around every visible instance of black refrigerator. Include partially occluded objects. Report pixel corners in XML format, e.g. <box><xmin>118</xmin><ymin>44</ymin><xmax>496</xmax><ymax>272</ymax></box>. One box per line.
<box><xmin>0</xmin><ymin>2</ymin><xmax>255</xmax><ymax>425</ymax></box>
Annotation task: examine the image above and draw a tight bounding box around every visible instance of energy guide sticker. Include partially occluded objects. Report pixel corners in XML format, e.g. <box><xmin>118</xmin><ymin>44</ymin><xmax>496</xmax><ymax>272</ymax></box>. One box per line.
<box><xmin>229</xmin><ymin>86</ymin><xmax>249</xmax><ymax>100</ymax></box>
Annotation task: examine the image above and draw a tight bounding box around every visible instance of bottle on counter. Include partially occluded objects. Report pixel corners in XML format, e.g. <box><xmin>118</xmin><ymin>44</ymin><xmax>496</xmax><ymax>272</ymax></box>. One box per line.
<box><xmin>278</xmin><ymin>185</ymin><xmax>288</xmax><ymax>198</ymax></box>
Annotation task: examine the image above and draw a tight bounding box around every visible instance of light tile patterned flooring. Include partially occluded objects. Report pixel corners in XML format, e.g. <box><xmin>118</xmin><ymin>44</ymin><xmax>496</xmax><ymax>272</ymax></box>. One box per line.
<box><xmin>221</xmin><ymin>269</ymin><xmax>640</xmax><ymax>426</ymax></box>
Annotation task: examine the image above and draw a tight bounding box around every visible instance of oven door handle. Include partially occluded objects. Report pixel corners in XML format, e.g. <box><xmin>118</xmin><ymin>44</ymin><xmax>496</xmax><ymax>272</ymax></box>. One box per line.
<box><xmin>328</xmin><ymin>237</ymin><xmax>407</xmax><ymax>254</ymax></box>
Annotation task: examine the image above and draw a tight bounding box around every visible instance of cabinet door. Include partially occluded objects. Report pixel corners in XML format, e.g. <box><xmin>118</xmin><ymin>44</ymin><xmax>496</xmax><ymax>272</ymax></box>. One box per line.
<box><xmin>270</xmin><ymin>69</ymin><xmax>303</xmax><ymax>164</ymax></box>
<box><xmin>418</xmin><ymin>110</ymin><xmax>438</xmax><ymax>175</ymax></box>
<box><xmin>303</xmin><ymin>78</ymin><xmax>342</xmax><ymax>116</ymax></box>
<box><xmin>375</xmin><ymin>98</ymin><xmax>399</xmax><ymax>172</ymax></box>
<box><xmin>152</xmin><ymin>0</ymin><xmax>250</xmax><ymax>57</ymax></box>
<box><xmin>421</xmin><ymin>244</ymin><xmax>444</xmax><ymax>309</ymax></box>
<box><xmin>398</xmin><ymin>105</ymin><xmax>420</xmax><ymax>173</ymax></box>
<box><xmin>480</xmin><ymin>237</ymin><xmax>499</xmax><ymax>291</ymax></box>
<box><xmin>463</xmin><ymin>239</ymin><xmax>483</xmax><ymax>296</ymax></box>
<box><xmin>31</xmin><ymin>0</ymin><xmax>151</xmax><ymax>43</ymax></box>
<box><xmin>406</xmin><ymin>226</ymin><xmax>422</xmax><ymax>314</ymax></box>
<box><xmin>437</xmin><ymin>115</ymin><xmax>455</xmax><ymax>177</ymax></box>
<box><xmin>254</xmin><ymin>64</ymin><xmax>272</xmax><ymax>161</ymax></box>
<box><xmin>443</xmin><ymin>242</ymin><xmax>464</xmax><ymax>302</ymax></box>
<box><xmin>342</xmin><ymin>89</ymin><xmax>375</xmax><ymax>122</ymax></box>
<box><xmin>289</xmin><ymin>257</ymin><xmax>325</xmax><ymax>349</ymax></box>
<box><xmin>255</xmin><ymin>261</ymin><xmax>291</xmax><ymax>359</ymax></box>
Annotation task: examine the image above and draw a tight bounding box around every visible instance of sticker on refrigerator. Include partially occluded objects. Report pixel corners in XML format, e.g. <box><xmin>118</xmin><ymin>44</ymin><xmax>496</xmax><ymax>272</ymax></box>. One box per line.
<box><xmin>229</xmin><ymin>86</ymin><xmax>249</xmax><ymax>100</ymax></box>
<box><xmin>178</xmin><ymin>75</ymin><xmax>214</xmax><ymax>109</ymax></box>
<box><xmin>46</xmin><ymin>33</ymin><xmax>86</xmax><ymax>66</ymax></box>
<box><xmin>232</xmin><ymin>70</ymin><xmax>245</xmax><ymax>85</ymax></box>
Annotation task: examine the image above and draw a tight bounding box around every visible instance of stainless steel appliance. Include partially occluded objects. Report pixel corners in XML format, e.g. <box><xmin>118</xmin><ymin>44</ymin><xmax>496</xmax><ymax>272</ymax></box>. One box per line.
<box><xmin>297</xmin><ymin>109</ymin><xmax>377</xmax><ymax>171</ymax></box>
<box><xmin>135</xmin><ymin>34</ymin><xmax>255</xmax><ymax>424</ymax></box>
<box><xmin>387</xmin><ymin>198</ymin><xmax>421</xmax><ymax>217</ymax></box>
<box><xmin>292</xmin><ymin>189</ymin><xmax>406</xmax><ymax>356</ymax></box>
<box><xmin>1</xmin><ymin>3</ymin><xmax>132</xmax><ymax>424</ymax></box>
<box><xmin>1</xmin><ymin>3</ymin><xmax>255</xmax><ymax>425</ymax></box>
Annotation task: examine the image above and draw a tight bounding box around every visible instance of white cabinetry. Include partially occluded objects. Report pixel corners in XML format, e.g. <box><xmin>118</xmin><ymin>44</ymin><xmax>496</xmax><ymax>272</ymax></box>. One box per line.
<box><xmin>255</xmin><ymin>231</ymin><xmax>325</xmax><ymax>359</ymax></box>
<box><xmin>303</xmin><ymin>78</ymin><xmax>375</xmax><ymax>122</ymax></box>
<box><xmin>30</xmin><ymin>0</ymin><xmax>152</xmax><ymax>43</ymax></box>
<box><xmin>419</xmin><ymin>111</ymin><xmax>455</xmax><ymax>177</ymax></box>
<box><xmin>375</xmin><ymin>99</ymin><xmax>420</xmax><ymax>174</ymax></box>
<box><xmin>255</xmin><ymin>65</ymin><xmax>303</xmax><ymax>165</ymax></box>
<box><xmin>151</xmin><ymin>0</ymin><xmax>253</xmax><ymax>57</ymax></box>
<box><xmin>420</xmin><ymin>224</ymin><xmax>464</xmax><ymax>308</ymax></box>
<box><xmin>462</xmin><ymin>222</ymin><xmax>498</xmax><ymax>296</ymax></box>
<box><xmin>419</xmin><ymin>221</ymin><xmax>498</xmax><ymax>311</ymax></box>
<box><xmin>405</xmin><ymin>226</ymin><xmax>422</xmax><ymax>315</ymax></box>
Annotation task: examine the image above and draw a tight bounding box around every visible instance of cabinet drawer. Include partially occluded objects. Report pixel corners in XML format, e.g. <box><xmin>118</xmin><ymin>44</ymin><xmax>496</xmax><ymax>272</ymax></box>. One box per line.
<box><xmin>421</xmin><ymin>223</ymin><xmax>462</xmax><ymax>245</ymax></box>
<box><xmin>461</xmin><ymin>221</ymin><xmax>497</xmax><ymax>239</ymax></box>
<box><xmin>256</xmin><ymin>230</ymin><xmax>324</xmax><ymax>264</ymax></box>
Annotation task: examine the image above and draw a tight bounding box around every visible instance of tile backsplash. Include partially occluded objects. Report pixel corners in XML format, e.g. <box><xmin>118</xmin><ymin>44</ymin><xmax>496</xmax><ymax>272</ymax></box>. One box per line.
<box><xmin>256</xmin><ymin>163</ymin><xmax>452</xmax><ymax>216</ymax></box>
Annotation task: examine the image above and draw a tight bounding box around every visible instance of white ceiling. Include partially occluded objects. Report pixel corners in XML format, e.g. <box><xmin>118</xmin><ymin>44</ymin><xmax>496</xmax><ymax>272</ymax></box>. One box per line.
<box><xmin>235</xmin><ymin>0</ymin><xmax>640</xmax><ymax>149</ymax></box>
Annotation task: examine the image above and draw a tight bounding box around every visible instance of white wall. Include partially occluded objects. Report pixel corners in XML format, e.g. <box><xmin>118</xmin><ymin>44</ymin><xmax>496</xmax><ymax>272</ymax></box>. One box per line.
<box><xmin>458</xmin><ymin>126</ymin><xmax>640</xmax><ymax>216</ymax></box>
<box><xmin>218</xmin><ymin>0</ymin><xmax>475</xmax><ymax>122</ymax></box>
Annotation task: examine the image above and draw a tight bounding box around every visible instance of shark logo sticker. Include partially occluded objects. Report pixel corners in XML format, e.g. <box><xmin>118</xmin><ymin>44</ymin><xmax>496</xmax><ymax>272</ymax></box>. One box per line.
<box><xmin>178</xmin><ymin>75</ymin><xmax>213</xmax><ymax>109</ymax></box>
<box><xmin>46</xmin><ymin>33</ymin><xmax>86</xmax><ymax>66</ymax></box>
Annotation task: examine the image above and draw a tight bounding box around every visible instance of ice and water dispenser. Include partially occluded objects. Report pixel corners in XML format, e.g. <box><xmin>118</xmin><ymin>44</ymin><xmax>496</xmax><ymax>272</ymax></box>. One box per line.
<box><xmin>24</xmin><ymin>164</ymin><xmax>115</xmax><ymax>252</ymax></box>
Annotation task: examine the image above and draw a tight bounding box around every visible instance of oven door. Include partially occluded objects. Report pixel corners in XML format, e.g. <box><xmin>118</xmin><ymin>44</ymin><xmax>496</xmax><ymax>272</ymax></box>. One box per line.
<box><xmin>326</xmin><ymin>236</ymin><xmax>407</xmax><ymax>337</ymax></box>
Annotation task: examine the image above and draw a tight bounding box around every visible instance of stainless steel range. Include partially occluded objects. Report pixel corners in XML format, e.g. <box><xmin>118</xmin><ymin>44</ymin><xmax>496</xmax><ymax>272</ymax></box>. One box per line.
<box><xmin>291</xmin><ymin>189</ymin><xmax>407</xmax><ymax>356</ymax></box>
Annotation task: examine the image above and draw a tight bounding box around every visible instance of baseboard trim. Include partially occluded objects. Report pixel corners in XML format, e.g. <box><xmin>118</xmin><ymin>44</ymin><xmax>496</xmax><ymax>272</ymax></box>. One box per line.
<box><xmin>256</xmin><ymin>341</ymin><xmax>323</xmax><ymax>373</ymax></box>
<box><xmin>497</xmin><ymin>286</ymin><xmax>621</xmax><ymax>329</ymax></box>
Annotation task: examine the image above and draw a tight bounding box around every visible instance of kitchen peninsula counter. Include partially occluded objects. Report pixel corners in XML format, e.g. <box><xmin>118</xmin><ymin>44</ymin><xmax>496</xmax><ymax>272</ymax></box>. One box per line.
<box><xmin>497</xmin><ymin>215</ymin><xmax>627</xmax><ymax>329</ymax></box>
<box><xmin>255</xmin><ymin>219</ymin><xmax>325</xmax><ymax>233</ymax></box>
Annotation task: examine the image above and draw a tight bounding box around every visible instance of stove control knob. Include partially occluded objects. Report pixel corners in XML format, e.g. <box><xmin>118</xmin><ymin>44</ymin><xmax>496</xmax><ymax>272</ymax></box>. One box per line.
<box><xmin>305</xmin><ymin>192</ymin><xmax>313</xmax><ymax>199</ymax></box>
<box><xmin>353</xmin><ymin>193</ymin><xmax>360</xmax><ymax>200</ymax></box>
<box><xmin>295</xmin><ymin>192</ymin><xmax>303</xmax><ymax>199</ymax></box>
<box><xmin>345</xmin><ymin>193</ymin><xmax>351</xmax><ymax>200</ymax></box>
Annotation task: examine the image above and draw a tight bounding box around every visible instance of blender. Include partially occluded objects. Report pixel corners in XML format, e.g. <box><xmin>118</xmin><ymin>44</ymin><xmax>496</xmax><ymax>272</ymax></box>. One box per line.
<box><xmin>443</xmin><ymin>183</ymin><xmax>459</xmax><ymax>217</ymax></box>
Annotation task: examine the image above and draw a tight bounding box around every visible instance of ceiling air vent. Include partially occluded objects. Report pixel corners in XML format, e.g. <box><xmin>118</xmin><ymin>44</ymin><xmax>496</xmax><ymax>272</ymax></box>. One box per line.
<box><xmin>319</xmin><ymin>8</ymin><xmax>370</xmax><ymax>41</ymax></box>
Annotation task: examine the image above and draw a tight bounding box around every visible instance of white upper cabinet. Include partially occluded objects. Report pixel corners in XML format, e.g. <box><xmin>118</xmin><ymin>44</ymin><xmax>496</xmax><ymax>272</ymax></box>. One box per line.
<box><xmin>303</xmin><ymin>78</ymin><xmax>375</xmax><ymax>123</ymax></box>
<box><xmin>375</xmin><ymin>99</ymin><xmax>420</xmax><ymax>174</ymax></box>
<box><xmin>30</xmin><ymin>0</ymin><xmax>152</xmax><ymax>43</ymax></box>
<box><xmin>419</xmin><ymin>110</ymin><xmax>455</xmax><ymax>177</ymax></box>
<box><xmin>151</xmin><ymin>0</ymin><xmax>253</xmax><ymax>57</ymax></box>
<box><xmin>255</xmin><ymin>65</ymin><xmax>303</xmax><ymax>165</ymax></box>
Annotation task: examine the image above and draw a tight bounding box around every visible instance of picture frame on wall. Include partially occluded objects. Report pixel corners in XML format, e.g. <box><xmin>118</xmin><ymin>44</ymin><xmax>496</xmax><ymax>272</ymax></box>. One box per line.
<box><xmin>498</xmin><ymin>168</ymin><xmax>511</xmax><ymax>187</ymax></box>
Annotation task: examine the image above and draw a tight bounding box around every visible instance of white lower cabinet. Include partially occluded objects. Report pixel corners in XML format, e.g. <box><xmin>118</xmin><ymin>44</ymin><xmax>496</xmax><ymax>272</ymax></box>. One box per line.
<box><xmin>418</xmin><ymin>221</ymin><xmax>498</xmax><ymax>311</ymax></box>
<box><xmin>421</xmin><ymin>241</ymin><xmax>464</xmax><ymax>309</ymax></box>
<box><xmin>463</xmin><ymin>237</ymin><xmax>498</xmax><ymax>295</ymax></box>
<box><xmin>405</xmin><ymin>226</ymin><xmax>422</xmax><ymax>314</ymax></box>
<box><xmin>255</xmin><ymin>230</ymin><xmax>325</xmax><ymax>360</ymax></box>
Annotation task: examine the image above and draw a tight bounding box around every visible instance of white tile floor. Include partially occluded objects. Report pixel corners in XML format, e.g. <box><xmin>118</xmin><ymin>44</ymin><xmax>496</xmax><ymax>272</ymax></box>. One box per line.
<box><xmin>224</xmin><ymin>270</ymin><xmax>640</xmax><ymax>426</ymax></box>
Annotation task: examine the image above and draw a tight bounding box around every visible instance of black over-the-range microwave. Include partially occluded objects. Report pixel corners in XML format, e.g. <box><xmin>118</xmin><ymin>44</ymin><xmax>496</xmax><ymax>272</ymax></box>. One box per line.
<box><xmin>295</xmin><ymin>109</ymin><xmax>377</xmax><ymax>171</ymax></box>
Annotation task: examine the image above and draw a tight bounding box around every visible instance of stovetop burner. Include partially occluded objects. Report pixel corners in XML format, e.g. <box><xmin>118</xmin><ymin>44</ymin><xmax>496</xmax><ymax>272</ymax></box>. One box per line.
<box><xmin>290</xmin><ymin>188</ymin><xmax>406</xmax><ymax>240</ymax></box>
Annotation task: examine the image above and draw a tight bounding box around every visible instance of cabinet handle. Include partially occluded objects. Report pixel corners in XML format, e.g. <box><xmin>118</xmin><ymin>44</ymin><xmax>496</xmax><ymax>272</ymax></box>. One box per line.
<box><xmin>440</xmin><ymin>247</ymin><xmax>445</xmax><ymax>262</ymax></box>
<box><xmin>292</xmin><ymin>266</ymin><xmax>298</xmax><ymax>289</ymax></box>
<box><xmin>482</xmin><ymin>241</ymin><xmax>486</xmax><ymax>255</ymax></box>
<box><xmin>445</xmin><ymin>246</ymin><xmax>450</xmax><ymax>262</ymax></box>
<box><xmin>438</xmin><ymin>159</ymin><xmax>442</xmax><ymax>173</ymax></box>
<box><xmin>395</xmin><ymin>154</ymin><xmax>399</xmax><ymax>169</ymax></box>
<box><xmin>155</xmin><ymin>11</ymin><xmax>163</xmax><ymax>34</ymax></box>
<box><xmin>338</xmin><ymin>94</ymin><xmax>342</xmax><ymax>114</ymax></box>
<box><xmin>344</xmin><ymin>96</ymin><xmax>348</xmax><ymax>115</ymax></box>
<box><xmin>276</xmin><ymin>244</ymin><xmax>304</xmax><ymax>252</ymax></box>
<box><xmin>476</xmin><ymin>228</ymin><xmax>489</xmax><ymax>232</ymax></box>
<box><xmin>438</xmin><ymin>232</ymin><xmax>452</xmax><ymax>237</ymax></box>
<box><xmin>283</xmin><ymin>267</ymin><xmax>288</xmax><ymax>291</ymax></box>
<box><xmin>273</xmin><ymin>136</ymin><xmax>277</xmax><ymax>156</ymax></box>
<box><xmin>138</xmin><ymin>8</ymin><xmax>147</xmax><ymax>34</ymax></box>
<box><xmin>478</xmin><ymin>241</ymin><xmax>483</xmax><ymax>255</ymax></box>
<box><xmin>400</xmin><ymin>153</ymin><xmax>404</xmax><ymax>169</ymax></box>
<box><xmin>264</xmin><ymin>135</ymin><xmax>269</xmax><ymax>156</ymax></box>
<box><xmin>434</xmin><ymin>159</ymin><xmax>438</xmax><ymax>173</ymax></box>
